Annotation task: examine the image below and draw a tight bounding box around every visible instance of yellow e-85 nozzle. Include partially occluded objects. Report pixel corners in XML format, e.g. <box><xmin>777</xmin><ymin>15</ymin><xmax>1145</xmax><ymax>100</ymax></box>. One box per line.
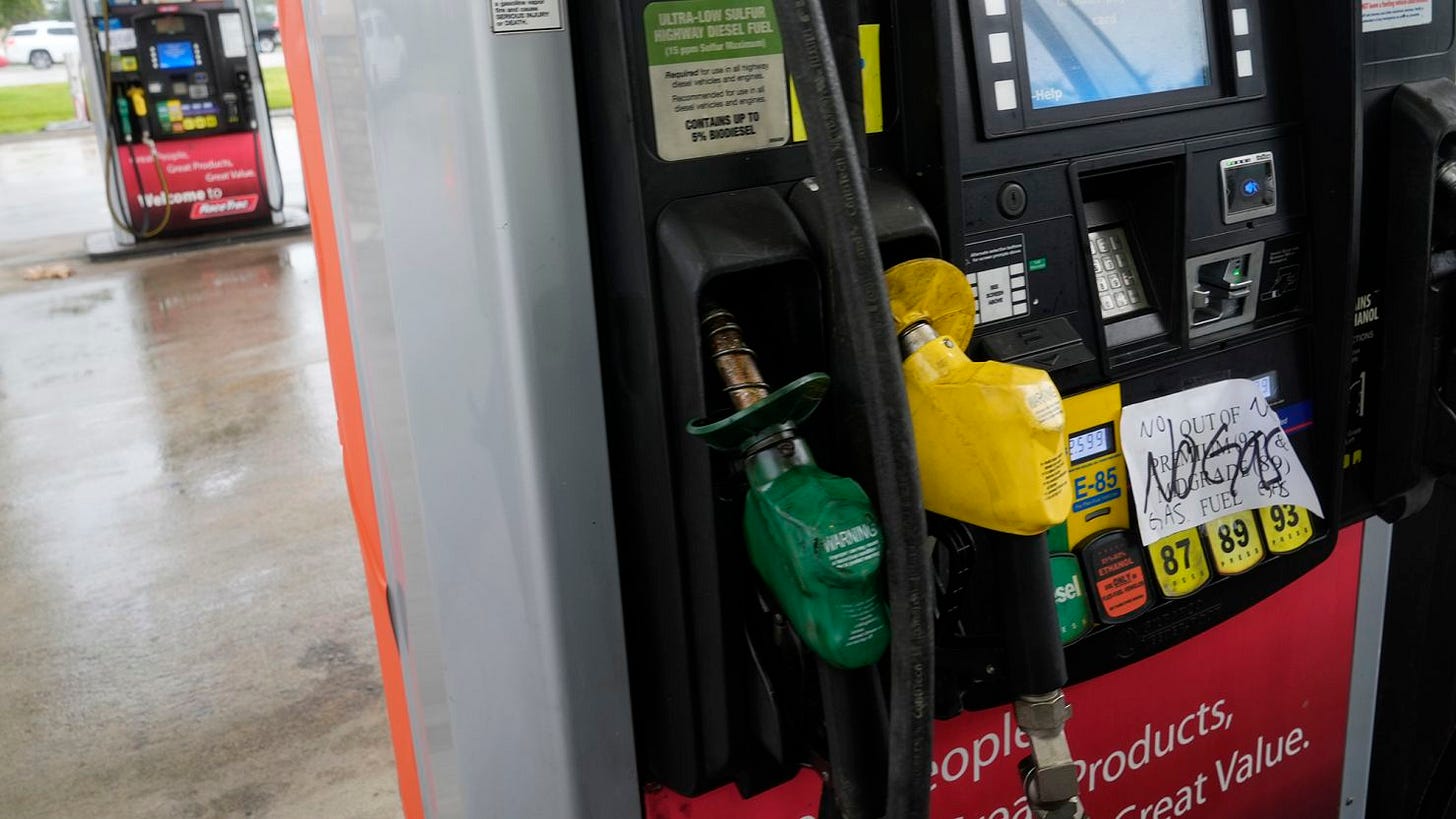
<box><xmin>886</xmin><ymin>258</ymin><xmax>1072</xmax><ymax>535</ymax></box>
<box><xmin>126</xmin><ymin>87</ymin><xmax>148</xmax><ymax>117</ymax></box>
<box><xmin>890</xmin><ymin>259</ymin><xmax>1084</xmax><ymax>818</ymax></box>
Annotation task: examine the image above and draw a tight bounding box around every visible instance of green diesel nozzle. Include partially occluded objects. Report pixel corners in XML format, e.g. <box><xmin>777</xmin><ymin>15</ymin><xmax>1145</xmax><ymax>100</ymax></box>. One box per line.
<box><xmin>687</xmin><ymin>309</ymin><xmax>889</xmax><ymax>669</ymax></box>
<box><xmin>117</xmin><ymin>96</ymin><xmax>133</xmax><ymax>143</ymax></box>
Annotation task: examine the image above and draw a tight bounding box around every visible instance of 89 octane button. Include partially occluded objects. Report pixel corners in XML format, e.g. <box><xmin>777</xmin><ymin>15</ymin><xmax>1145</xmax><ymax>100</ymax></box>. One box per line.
<box><xmin>1204</xmin><ymin>511</ymin><xmax>1266</xmax><ymax>575</ymax></box>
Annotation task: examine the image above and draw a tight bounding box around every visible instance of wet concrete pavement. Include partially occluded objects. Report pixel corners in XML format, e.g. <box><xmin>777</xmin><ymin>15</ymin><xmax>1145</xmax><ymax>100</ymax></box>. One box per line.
<box><xmin>0</xmin><ymin>238</ymin><xmax>401</xmax><ymax>817</ymax></box>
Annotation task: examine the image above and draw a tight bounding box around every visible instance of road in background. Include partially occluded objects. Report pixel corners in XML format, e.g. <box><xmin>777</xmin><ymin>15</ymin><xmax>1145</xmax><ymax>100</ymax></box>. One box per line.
<box><xmin>0</xmin><ymin>49</ymin><xmax>284</xmax><ymax>88</ymax></box>
<box><xmin>0</xmin><ymin>62</ymin><xmax>67</xmax><ymax>88</ymax></box>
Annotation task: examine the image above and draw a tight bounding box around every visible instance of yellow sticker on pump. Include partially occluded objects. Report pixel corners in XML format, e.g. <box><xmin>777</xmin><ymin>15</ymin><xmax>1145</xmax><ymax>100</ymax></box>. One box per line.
<box><xmin>1147</xmin><ymin>529</ymin><xmax>1212</xmax><ymax>598</ymax></box>
<box><xmin>1061</xmin><ymin>385</ymin><xmax>1130</xmax><ymax>547</ymax></box>
<box><xmin>1204</xmin><ymin>511</ymin><xmax>1266</xmax><ymax>575</ymax></box>
<box><xmin>1259</xmin><ymin>505</ymin><xmax>1314</xmax><ymax>554</ymax></box>
<box><xmin>790</xmin><ymin>24</ymin><xmax>884</xmax><ymax>141</ymax></box>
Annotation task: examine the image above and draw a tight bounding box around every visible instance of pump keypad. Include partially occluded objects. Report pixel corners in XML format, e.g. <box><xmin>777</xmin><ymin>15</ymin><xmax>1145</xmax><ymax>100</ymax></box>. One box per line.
<box><xmin>1087</xmin><ymin>227</ymin><xmax>1150</xmax><ymax>320</ymax></box>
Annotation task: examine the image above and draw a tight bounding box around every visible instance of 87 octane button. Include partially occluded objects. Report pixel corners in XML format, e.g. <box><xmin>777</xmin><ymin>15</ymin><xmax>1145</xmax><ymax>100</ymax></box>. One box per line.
<box><xmin>1147</xmin><ymin>528</ymin><xmax>1212</xmax><ymax>598</ymax></box>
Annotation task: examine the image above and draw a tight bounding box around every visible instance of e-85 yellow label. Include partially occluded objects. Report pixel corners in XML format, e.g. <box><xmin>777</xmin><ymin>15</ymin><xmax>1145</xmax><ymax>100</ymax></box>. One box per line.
<box><xmin>1259</xmin><ymin>504</ymin><xmax>1314</xmax><ymax>554</ymax></box>
<box><xmin>1204</xmin><ymin>511</ymin><xmax>1266</xmax><ymax>575</ymax></box>
<box><xmin>1147</xmin><ymin>529</ymin><xmax>1211</xmax><ymax>598</ymax></box>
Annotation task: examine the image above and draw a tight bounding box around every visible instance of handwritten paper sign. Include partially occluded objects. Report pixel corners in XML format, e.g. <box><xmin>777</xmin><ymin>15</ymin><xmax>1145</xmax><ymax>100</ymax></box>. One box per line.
<box><xmin>1120</xmin><ymin>379</ymin><xmax>1323</xmax><ymax>544</ymax></box>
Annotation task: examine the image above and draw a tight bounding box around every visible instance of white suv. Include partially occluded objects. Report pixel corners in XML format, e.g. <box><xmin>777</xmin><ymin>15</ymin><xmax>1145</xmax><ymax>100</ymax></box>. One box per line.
<box><xmin>4</xmin><ymin>21</ymin><xmax>80</xmax><ymax>70</ymax></box>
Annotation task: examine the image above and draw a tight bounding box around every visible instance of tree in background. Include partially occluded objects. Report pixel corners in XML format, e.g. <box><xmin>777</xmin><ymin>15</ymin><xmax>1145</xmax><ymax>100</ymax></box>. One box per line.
<box><xmin>0</xmin><ymin>0</ymin><xmax>46</xmax><ymax>29</ymax></box>
<box><xmin>47</xmin><ymin>0</ymin><xmax>70</xmax><ymax>22</ymax></box>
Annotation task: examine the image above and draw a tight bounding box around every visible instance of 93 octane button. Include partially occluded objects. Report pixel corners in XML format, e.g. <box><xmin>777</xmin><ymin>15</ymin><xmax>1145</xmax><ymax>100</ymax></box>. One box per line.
<box><xmin>1259</xmin><ymin>504</ymin><xmax>1314</xmax><ymax>554</ymax></box>
<box><xmin>1205</xmin><ymin>511</ymin><xmax>1266</xmax><ymax>575</ymax></box>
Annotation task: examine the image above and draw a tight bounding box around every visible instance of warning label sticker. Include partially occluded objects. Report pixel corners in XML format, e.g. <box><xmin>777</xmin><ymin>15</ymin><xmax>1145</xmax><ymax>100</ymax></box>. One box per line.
<box><xmin>1362</xmin><ymin>0</ymin><xmax>1432</xmax><ymax>32</ymax></box>
<box><xmin>491</xmin><ymin>0</ymin><xmax>562</xmax><ymax>33</ymax></box>
<box><xmin>644</xmin><ymin>0</ymin><xmax>790</xmax><ymax>161</ymax></box>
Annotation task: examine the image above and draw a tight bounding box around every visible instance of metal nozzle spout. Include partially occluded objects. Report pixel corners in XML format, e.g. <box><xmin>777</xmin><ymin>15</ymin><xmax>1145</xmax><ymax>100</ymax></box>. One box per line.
<box><xmin>703</xmin><ymin>308</ymin><xmax>771</xmax><ymax>410</ymax></box>
<box><xmin>898</xmin><ymin>321</ymin><xmax>940</xmax><ymax>358</ymax></box>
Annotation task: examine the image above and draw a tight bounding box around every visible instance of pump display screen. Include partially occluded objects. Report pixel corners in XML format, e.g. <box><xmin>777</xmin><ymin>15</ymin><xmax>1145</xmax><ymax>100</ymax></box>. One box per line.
<box><xmin>1022</xmin><ymin>0</ymin><xmax>1212</xmax><ymax>110</ymax></box>
<box><xmin>1253</xmin><ymin>371</ymin><xmax>1279</xmax><ymax>402</ymax></box>
<box><xmin>1069</xmin><ymin>423</ymin><xmax>1115</xmax><ymax>465</ymax></box>
<box><xmin>156</xmin><ymin>41</ymin><xmax>197</xmax><ymax>70</ymax></box>
<box><xmin>153</xmin><ymin>16</ymin><xmax>186</xmax><ymax>35</ymax></box>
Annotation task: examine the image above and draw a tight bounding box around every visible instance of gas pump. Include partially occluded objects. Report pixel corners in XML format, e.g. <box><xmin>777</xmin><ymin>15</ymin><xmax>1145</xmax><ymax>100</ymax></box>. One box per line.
<box><xmin>570</xmin><ymin>0</ymin><xmax>1361</xmax><ymax>814</ymax></box>
<box><xmin>1347</xmin><ymin>7</ymin><xmax>1456</xmax><ymax>813</ymax></box>
<box><xmin>275</xmin><ymin>0</ymin><xmax>1406</xmax><ymax>815</ymax></box>
<box><xmin>71</xmin><ymin>0</ymin><xmax>291</xmax><ymax>246</ymax></box>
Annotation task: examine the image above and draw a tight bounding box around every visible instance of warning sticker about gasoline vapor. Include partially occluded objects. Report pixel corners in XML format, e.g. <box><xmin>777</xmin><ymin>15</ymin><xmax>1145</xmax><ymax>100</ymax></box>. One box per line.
<box><xmin>1362</xmin><ymin>0</ymin><xmax>1432</xmax><ymax>32</ymax></box>
<box><xmin>644</xmin><ymin>0</ymin><xmax>790</xmax><ymax>161</ymax></box>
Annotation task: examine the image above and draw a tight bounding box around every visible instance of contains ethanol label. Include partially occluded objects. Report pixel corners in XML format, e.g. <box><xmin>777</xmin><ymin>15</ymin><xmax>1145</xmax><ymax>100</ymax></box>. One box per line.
<box><xmin>644</xmin><ymin>0</ymin><xmax>791</xmax><ymax>160</ymax></box>
<box><xmin>1080</xmin><ymin>531</ymin><xmax>1150</xmax><ymax>623</ymax></box>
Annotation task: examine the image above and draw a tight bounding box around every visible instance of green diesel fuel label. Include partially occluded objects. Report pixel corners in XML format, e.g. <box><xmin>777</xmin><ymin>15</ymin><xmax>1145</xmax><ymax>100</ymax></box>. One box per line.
<box><xmin>1049</xmin><ymin>553</ymin><xmax>1093</xmax><ymax>645</ymax></box>
<box><xmin>644</xmin><ymin>0</ymin><xmax>790</xmax><ymax>161</ymax></box>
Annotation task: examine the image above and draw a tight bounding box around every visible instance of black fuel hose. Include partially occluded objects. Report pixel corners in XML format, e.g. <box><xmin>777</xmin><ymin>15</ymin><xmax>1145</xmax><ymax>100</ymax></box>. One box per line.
<box><xmin>988</xmin><ymin>531</ymin><xmax>1068</xmax><ymax>696</ymax></box>
<box><xmin>824</xmin><ymin>0</ymin><xmax>864</xmax><ymax>161</ymax></box>
<box><xmin>772</xmin><ymin>1</ymin><xmax>933</xmax><ymax>817</ymax></box>
<box><xmin>818</xmin><ymin>663</ymin><xmax>889</xmax><ymax>819</ymax></box>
